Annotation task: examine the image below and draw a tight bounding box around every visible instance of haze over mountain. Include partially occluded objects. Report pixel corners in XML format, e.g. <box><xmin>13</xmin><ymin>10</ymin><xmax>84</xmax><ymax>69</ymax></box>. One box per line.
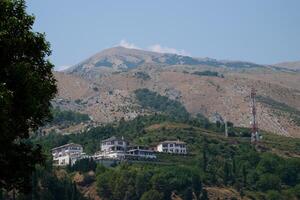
<box><xmin>53</xmin><ymin>47</ymin><xmax>300</xmax><ymax>138</ymax></box>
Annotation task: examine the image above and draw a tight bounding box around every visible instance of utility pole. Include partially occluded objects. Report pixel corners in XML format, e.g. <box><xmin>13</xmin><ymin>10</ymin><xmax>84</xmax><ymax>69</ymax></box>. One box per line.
<box><xmin>224</xmin><ymin>117</ymin><xmax>228</xmax><ymax>137</ymax></box>
<box><xmin>250</xmin><ymin>88</ymin><xmax>259</xmax><ymax>143</ymax></box>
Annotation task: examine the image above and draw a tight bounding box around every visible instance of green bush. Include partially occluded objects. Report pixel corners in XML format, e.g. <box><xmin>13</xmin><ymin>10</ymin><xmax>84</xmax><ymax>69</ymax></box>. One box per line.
<box><xmin>192</xmin><ymin>70</ymin><xmax>223</xmax><ymax>78</ymax></box>
<box><xmin>140</xmin><ymin>190</ymin><xmax>163</xmax><ymax>200</ymax></box>
<box><xmin>257</xmin><ymin>174</ymin><xmax>281</xmax><ymax>191</ymax></box>
<box><xmin>96</xmin><ymin>165</ymin><xmax>202</xmax><ymax>200</ymax></box>
<box><xmin>51</xmin><ymin>108</ymin><xmax>90</xmax><ymax>125</ymax></box>
<box><xmin>134</xmin><ymin>88</ymin><xmax>190</xmax><ymax>121</ymax></box>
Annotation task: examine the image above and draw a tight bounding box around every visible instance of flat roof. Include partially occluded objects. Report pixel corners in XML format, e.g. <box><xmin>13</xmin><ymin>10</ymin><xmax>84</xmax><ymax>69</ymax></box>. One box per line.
<box><xmin>102</xmin><ymin>136</ymin><xmax>126</xmax><ymax>143</ymax></box>
<box><xmin>128</xmin><ymin>149</ymin><xmax>155</xmax><ymax>153</ymax></box>
<box><xmin>51</xmin><ymin>143</ymin><xmax>82</xmax><ymax>151</ymax></box>
<box><xmin>158</xmin><ymin>140</ymin><xmax>186</xmax><ymax>145</ymax></box>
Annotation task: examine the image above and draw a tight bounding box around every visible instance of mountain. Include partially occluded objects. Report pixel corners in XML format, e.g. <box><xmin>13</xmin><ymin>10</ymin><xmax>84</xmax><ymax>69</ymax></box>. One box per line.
<box><xmin>274</xmin><ymin>61</ymin><xmax>300</xmax><ymax>71</ymax></box>
<box><xmin>53</xmin><ymin>47</ymin><xmax>300</xmax><ymax>138</ymax></box>
<box><xmin>66</xmin><ymin>47</ymin><xmax>269</xmax><ymax>76</ymax></box>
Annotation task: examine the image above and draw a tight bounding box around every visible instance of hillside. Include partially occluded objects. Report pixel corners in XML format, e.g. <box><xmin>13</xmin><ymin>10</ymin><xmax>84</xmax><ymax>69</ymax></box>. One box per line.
<box><xmin>33</xmin><ymin>114</ymin><xmax>300</xmax><ymax>200</ymax></box>
<box><xmin>53</xmin><ymin>47</ymin><xmax>300</xmax><ymax>137</ymax></box>
<box><xmin>274</xmin><ymin>61</ymin><xmax>300</xmax><ymax>71</ymax></box>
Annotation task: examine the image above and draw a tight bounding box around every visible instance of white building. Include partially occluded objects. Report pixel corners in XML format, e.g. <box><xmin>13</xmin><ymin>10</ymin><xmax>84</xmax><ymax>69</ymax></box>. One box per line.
<box><xmin>156</xmin><ymin>140</ymin><xmax>187</xmax><ymax>154</ymax></box>
<box><xmin>127</xmin><ymin>146</ymin><xmax>157</xmax><ymax>159</ymax></box>
<box><xmin>96</xmin><ymin>136</ymin><xmax>128</xmax><ymax>159</ymax></box>
<box><xmin>52</xmin><ymin>143</ymin><xmax>85</xmax><ymax>166</ymax></box>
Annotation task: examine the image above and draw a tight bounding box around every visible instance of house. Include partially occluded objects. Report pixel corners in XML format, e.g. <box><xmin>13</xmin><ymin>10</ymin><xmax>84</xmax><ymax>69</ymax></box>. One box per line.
<box><xmin>156</xmin><ymin>140</ymin><xmax>187</xmax><ymax>154</ymax></box>
<box><xmin>97</xmin><ymin>136</ymin><xmax>128</xmax><ymax>159</ymax></box>
<box><xmin>127</xmin><ymin>146</ymin><xmax>157</xmax><ymax>159</ymax></box>
<box><xmin>52</xmin><ymin>143</ymin><xmax>86</xmax><ymax>166</ymax></box>
<box><xmin>93</xmin><ymin>136</ymin><xmax>158</xmax><ymax>161</ymax></box>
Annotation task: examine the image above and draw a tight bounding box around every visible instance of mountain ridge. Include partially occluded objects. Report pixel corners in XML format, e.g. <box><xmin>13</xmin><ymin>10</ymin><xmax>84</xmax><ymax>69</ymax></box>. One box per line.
<box><xmin>66</xmin><ymin>46</ymin><xmax>277</xmax><ymax>75</ymax></box>
<box><xmin>53</xmin><ymin>47</ymin><xmax>300</xmax><ymax>138</ymax></box>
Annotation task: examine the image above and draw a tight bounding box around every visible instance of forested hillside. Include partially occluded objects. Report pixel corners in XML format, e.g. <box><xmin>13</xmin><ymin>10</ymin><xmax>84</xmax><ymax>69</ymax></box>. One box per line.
<box><xmin>31</xmin><ymin>111</ymin><xmax>300</xmax><ymax>199</ymax></box>
<box><xmin>25</xmin><ymin>88</ymin><xmax>300</xmax><ymax>199</ymax></box>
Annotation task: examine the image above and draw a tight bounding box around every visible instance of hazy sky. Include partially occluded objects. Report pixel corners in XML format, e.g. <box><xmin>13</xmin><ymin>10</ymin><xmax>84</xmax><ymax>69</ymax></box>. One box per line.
<box><xmin>26</xmin><ymin>0</ymin><xmax>300</xmax><ymax>70</ymax></box>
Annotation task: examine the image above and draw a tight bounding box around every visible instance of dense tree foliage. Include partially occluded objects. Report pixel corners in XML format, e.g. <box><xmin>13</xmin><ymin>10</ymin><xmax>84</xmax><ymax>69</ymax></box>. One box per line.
<box><xmin>134</xmin><ymin>88</ymin><xmax>190</xmax><ymax>121</ymax></box>
<box><xmin>51</xmin><ymin>108</ymin><xmax>90</xmax><ymax>125</ymax></box>
<box><xmin>0</xmin><ymin>0</ymin><xmax>56</xmax><ymax>193</ymax></box>
<box><xmin>69</xmin><ymin>158</ymin><xmax>97</xmax><ymax>173</ymax></box>
<box><xmin>3</xmin><ymin>164</ymin><xmax>87</xmax><ymax>200</ymax></box>
<box><xmin>96</xmin><ymin>164</ymin><xmax>202</xmax><ymax>200</ymax></box>
<box><xmin>34</xmin><ymin>112</ymin><xmax>300</xmax><ymax>199</ymax></box>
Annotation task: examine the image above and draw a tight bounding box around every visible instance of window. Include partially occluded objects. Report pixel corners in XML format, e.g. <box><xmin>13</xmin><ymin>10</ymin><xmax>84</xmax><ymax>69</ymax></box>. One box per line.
<box><xmin>170</xmin><ymin>144</ymin><xmax>173</xmax><ymax>147</ymax></box>
<box><xmin>118</xmin><ymin>141</ymin><xmax>123</xmax><ymax>145</ymax></box>
<box><xmin>162</xmin><ymin>144</ymin><xmax>168</xmax><ymax>147</ymax></box>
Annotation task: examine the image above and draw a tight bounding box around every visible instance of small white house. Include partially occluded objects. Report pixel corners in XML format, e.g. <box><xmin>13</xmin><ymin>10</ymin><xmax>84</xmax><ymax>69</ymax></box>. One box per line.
<box><xmin>52</xmin><ymin>143</ymin><xmax>85</xmax><ymax>166</ymax></box>
<box><xmin>156</xmin><ymin>140</ymin><xmax>187</xmax><ymax>154</ymax></box>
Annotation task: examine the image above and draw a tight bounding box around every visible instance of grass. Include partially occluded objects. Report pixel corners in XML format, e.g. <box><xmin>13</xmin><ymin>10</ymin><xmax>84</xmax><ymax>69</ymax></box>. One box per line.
<box><xmin>260</xmin><ymin>132</ymin><xmax>300</xmax><ymax>156</ymax></box>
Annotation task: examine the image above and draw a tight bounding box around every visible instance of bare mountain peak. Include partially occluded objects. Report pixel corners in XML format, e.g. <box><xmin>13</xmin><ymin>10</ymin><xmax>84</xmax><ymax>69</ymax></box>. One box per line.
<box><xmin>67</xmin><ymin>46</ymin><xmax>290</xmax><ymax>76</ymax></box>
<box><xmin>67</xmin><ymin>46</ymin><xmax>200</xmax><ymax>74</ymax></box>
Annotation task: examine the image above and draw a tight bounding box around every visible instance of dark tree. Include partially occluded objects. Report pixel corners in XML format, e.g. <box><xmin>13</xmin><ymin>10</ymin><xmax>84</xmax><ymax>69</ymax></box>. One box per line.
<box><xmin>200</xmin><ymin>188</ymin><xmax>209</xmax><ymax>200</ymax></box>
<box><xmin>242</xmin><ymin>164</ymin><xmax>247</xmax><ymax>187</ymax></box>
<box><xmin>223</xmin><ymin>161</ymin><xmax>231</xmax><ymax>185</ymax></box>
<box><xmin>202</xmin><ymin>137</ymin><xmax>208</xmax><ymax>172</ymax></box>
<box><xmin>0</xmin><ymin>0</ymin><xmax>57</xmax><ymax>193</ymax></box>
<box><xmin>140</xmin><ymin>190</ymin><xmax>163</xmax><ymax>200</ymax></box>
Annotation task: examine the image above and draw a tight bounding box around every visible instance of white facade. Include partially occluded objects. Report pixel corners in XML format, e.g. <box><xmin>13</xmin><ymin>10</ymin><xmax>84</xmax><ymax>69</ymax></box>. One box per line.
<box><xmin>99</xmin><ymin>136</ymin><xmax>128</xmax><ymax>159</ymax></box>
<box><xmin>156</xmin><ymin>140</ymin><xmax>187</xmax><ymax>154</ymax></box>
<box><xmin>93</xmin><ymin>137</ymin><xmax>158</xmax><ymax>160</ymax></box>
<box><xmin>127</xmin><ymin>146</ymin><xmax>157</xmax><ymax>159</ymax></box>
<box><xmin>52</xmin><ymin>143</ymin><xmax>84</xmax><ymax>166</ymax></box>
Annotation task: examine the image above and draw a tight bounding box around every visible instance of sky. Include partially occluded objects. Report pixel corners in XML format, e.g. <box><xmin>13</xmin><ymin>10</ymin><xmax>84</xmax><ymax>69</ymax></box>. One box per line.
<box><xmin>26</xmin><ymin>0</ymin><xmax>300</xmax><ymax>71</ymax></box>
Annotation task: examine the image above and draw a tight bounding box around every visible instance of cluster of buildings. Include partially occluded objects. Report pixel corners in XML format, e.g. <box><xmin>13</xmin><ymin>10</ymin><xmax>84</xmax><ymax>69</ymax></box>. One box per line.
<box><xmin>52</xmin><ymin>136</ymin><xmax>187</xmax><ymax>166</ymax></box>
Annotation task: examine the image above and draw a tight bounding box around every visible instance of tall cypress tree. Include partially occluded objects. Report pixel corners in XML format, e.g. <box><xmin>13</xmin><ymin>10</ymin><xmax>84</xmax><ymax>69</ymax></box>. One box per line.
<box><xmin>202</xmin><ymin>137</ymin><xmax>208</xmax><ymax>172</ymax></box>
<box><xmin>242</xmin><ymin>164</ymin><xmax>247</xmax><ymax>187</ymax></box>
<box><xmin>223</xmin><ymin>161</ymin><xmax>230</xmax><ymax>185</ymax></box>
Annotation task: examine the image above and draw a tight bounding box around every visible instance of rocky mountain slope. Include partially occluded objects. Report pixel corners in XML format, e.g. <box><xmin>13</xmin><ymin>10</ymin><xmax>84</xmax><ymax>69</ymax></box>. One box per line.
<box><xmin>53</xmin><ymin>47</ymin><xmax>300</xmax><ymax>137</ymax></box>
<box><xmin>274</xmin><ymin>61</ymin><xmax>300</xmax><ymax>71</ymax></box>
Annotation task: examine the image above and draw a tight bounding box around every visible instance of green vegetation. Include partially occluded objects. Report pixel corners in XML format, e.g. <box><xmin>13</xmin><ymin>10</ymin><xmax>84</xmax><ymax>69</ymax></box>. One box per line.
<box><xmin>260</xmin><ymin>132</ymin><xmax>300</xmax><ymax>155</ymax></box>
<box><xmin>1</xmin><ymin>164</ymin><xmax>88</xmax><ymax>200</ymax></box>
<box><xmin>96</xmin><ymin>164</ymin><xmax>202</xmax><ymax>200</ymax></box>
<box><xmin>134</xmin><ymin>88</ymin><xmax>190</xmax><ymax>121</ymax></box>
<box><xmin>32</xmin><ymin>112</ymin><xmax>300</xmax><ymax>199</ymax></box>
<box><xmin>192</xmin><ymin>70</ymin><xmax>224</xmax><ymax>78</ymax></box>
<box><xmin>30</xmin><ymin>90</ymin><xmax>300</xmax><ymax>199</ymax></box>
<box><xmin>69</xmin><ymin>158</ymin><xmax>97</xmax><ymax>173</ymax></box>
<box><xmin>51</xmin><ymin>108</ymin><xmax>90</xmax><ymax>125</ymax></box>
<box><xmin>134</xmin><ymin>71</ymin><xmax>151</xmax><ymax>80</ymax></box>
<box><xmin>257</xmin><ymin>95</ymin><xmax>300</xmax><ymax>126</ymax></box>
<box><xmin>0</xmin><ymin>0</ymin><xmax>57</xmax><ymax>193</ymax></box>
